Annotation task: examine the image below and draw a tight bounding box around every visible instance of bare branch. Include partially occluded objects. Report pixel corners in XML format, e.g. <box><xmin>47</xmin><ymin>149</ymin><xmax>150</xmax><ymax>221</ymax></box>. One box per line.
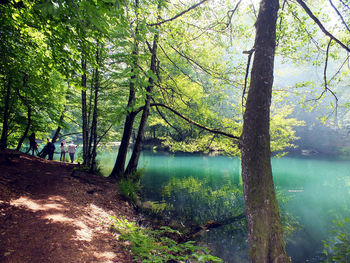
<box><xmin>306</xmin><ymin>39</ymin><xmax>338</xmax><ymax>117</ymax></box>
<box><xmin>226</xmin><ymin>0</ymin><xmax>242</xmax><ymax>28</ymax></box>
<box><xmin>133</xmin><ymin>103</ymin><xmax>240</xmax><ymax>140</ymax></box>
<box><xmin>339</xmin><ymin>0</ymin><xmax>350</xmax><ymax>11</ymax></box>
<box><xmin>169</xmin><ymin>44</ymin><xmax>213</xmax><ymax>75</ymax></box>
<box><xmin>250</xmin><ymin>0</ymin><xmax>257</xmax><ymax>18</ymax></box>
<box><xmin>154</xmin><ymin>104</ymin><xmax>183</xmax><ymax>136</ymax></box>
<box><xmin>148</xmin><ymin>0</ymin><xmax>209</xmax><ymax>27</ymax></box>
<box><xmin>159</xmin><ymin>44</ymin><xmax>201</xmax><ymax>86</ymax></box>
<box><xmin>296</xmin><ymin>0</ymin><xmax>350</xmax><ymax>52</ymax></box>
<box><xmin>286</xmin><ymin>1</ymin><xmax>322</xmax><ymax>51</ymax></box>
<box><xmin>329</xmin><ymin>55</ymin><xmax>350</xmax><ymax>82</ymax></box>
<box><xmin>168</xmin><ymin>44</ymin><xmax>238</xmax><ymax>86</ymax></box>
<box><xmin>276</xmin><ymin>0</ymin><xmax>288</xmax><ymax>47</ymax></box>
<box><xmin>241</xmin><ymin>49</ymin><xmax>255</xmax><ymax>113</ymax></box>
<box><xmin>96</xmin><ymin>123</ymin><xmax>114</xmax><ymax>145</ymax></box>
<box><xmin>329</xmin><ymin>0</ymin><xmax>350</xmax><ymax>33</ymax></box>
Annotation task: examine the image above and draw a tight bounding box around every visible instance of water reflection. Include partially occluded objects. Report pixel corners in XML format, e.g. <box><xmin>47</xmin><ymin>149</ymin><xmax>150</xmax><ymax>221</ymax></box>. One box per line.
<box><xmin>99</xmin><ymin>150</ymin><xmax>350</xmax><ymax>262</ymax></box>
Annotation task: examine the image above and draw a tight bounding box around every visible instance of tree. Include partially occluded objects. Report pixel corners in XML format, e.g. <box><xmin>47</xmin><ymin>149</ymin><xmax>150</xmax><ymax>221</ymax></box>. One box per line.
<box><xmin>110</xmin><ymin>0</ymin><xmax>141</xmax><ymax>180</ymax></box>
<box><xmin>240</xmin><ymin>0</ymin><xmax>290</xmax><ymax>261</ymax></box>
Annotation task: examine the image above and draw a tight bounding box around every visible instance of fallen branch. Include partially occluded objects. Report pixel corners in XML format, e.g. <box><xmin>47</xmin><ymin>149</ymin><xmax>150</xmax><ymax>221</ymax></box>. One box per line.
<box><xmin>186</xmin><ymin>213</ymin><xmax>246</xmax><ymax>239</ymax></box>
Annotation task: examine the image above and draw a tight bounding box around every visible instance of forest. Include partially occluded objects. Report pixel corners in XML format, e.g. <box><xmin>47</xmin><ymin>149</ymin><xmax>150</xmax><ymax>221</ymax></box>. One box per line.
<box><xmin>1</xmin><ymin>0</ymin><xmax>350</xmax><ymax>262</ymax></box>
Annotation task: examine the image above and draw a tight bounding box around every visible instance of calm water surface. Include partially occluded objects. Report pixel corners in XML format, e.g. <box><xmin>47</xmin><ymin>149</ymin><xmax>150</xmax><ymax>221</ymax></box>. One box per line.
<box><xmin>100</xmin><ymin>150</ymin><xmax>350</xmax><ymax>262</ymax></box>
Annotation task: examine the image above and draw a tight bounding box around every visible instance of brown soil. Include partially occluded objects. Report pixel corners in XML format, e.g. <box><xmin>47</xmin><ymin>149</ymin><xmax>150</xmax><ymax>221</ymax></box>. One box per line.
<box><xmin>0</xmin><ymin>150</ymin><xmax>138</xmax><ymax>263</ymax></box>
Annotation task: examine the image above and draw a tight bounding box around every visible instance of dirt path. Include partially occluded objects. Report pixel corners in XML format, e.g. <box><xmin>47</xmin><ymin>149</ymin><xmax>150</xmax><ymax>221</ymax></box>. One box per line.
<box><xmin>0</xmin><ymin>150</ymin><xmax>137</xmax><ymax>263</ymax></box>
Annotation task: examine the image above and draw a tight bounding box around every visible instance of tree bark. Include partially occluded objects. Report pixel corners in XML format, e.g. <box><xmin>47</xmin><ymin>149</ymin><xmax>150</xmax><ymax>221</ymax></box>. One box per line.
<box><xmin>240</xmin><ymin>0</ymin><xmax>290</xmax><ymax>262</ymax></box>
<box><xmin>125</xmin><ymin>31</ymin><xmax>159</xmax><ymax>176</ymax></box>
<box><xmin>110</xmin><ymin>0</ymin><xmax>140</xmax><ymax>179</ymax></box>
<box><xmin>87</xmin><ymin>69</ymin><xmax>95</xmax><ymax>164</ymax></box>
<box><xmin>16</xmin><ymin>106</ymin><xmax>31</xmax><ymax>151</ymax></box>
<box><xmin>110</xmin><ymin>44</ymin><xmax>139</xmax><ymax>179</ymax></box>
<box><xmin>0</xmin><ymin>78</ymin><xmax>11</xmax><ymax>150</ymax></box>
<box><xmin>110</xmin><ymin>111</ymin><xmax>136</xmax><ymax>179</ymax></box>
<box><xmin>81</xmin><ymin>59</ymin><xmax>89</xmax><ymax>165</ymax></box>
<box><xmin>89</xmin><ymin>47</ymin><xmax>99</xmax><ymax>173</ymax></box>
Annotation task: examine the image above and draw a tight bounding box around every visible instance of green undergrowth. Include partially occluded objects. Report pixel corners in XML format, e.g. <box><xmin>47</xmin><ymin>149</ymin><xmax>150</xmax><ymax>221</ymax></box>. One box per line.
<box><xmin>322</xmin><ymin>217</ymin><xmax>350</xmax><ymax>262</ymax></box>
<box><xmin>110</xmin><ymin>217</ymin><xmax>222</xmax><ymax>263</ymax></box>
<box><xmin>118</xmin><ymin>170</ymin><xmax>143</xmax><ymax>204</ymax></box>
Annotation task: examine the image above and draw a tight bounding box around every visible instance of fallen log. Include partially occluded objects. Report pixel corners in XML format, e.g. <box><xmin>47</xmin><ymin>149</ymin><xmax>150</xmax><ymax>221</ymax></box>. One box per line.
<box><xmin>185</xmin><ymin>213</ymin><xmax>246</xmax><ymax>240</ymax></box>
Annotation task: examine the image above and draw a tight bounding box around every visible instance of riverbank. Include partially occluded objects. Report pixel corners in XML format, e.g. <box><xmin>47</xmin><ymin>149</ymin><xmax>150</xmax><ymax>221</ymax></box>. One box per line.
<box><xmin>0</xmin><ymin>149</ymin><xmax>138</xmax><ymax>263</ymax></box>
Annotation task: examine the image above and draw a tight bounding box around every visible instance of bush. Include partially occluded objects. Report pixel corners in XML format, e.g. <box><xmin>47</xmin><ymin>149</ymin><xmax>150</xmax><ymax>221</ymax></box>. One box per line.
<box><xmin>118</xmin><ymin>178</ymin><xmax>141</xmax><ymax>204</ymax></box>
<box><xmin>118</xmin><ymin>170</ymin><xmax>144</xmax><ymax>204</ymax></box>
<box><xmin>110</xmin><ymin>217</ymin><xmax>222</xmax><ymax>263</ymax></box>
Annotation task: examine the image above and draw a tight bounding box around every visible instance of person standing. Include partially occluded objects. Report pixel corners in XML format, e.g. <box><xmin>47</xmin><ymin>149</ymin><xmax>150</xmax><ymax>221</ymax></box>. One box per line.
<box><xmin>68</xmin><ymin>142</ymin><xmax>77</xmax><ymax>163</ymax></box>
<box><xmin>27</xmin><ymin>132</ymin><xmax>36</xmax><ymax>155</ymax></box>
<box><xmin>47</xmin><ymin>140</ymin><xmax>55</xmax><ymax>160</ymax></box>
<box><xmin>60</xmin><ymin>141</ymin><xmax>66</xmax><ymax>161</ymax></box>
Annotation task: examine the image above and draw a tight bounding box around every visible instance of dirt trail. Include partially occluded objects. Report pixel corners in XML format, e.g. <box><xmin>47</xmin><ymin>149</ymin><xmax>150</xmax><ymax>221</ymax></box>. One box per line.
<box><xmin>0</xmin><ymin>150</ymin><xmax>137</xmax><ymax>263</ymax></box>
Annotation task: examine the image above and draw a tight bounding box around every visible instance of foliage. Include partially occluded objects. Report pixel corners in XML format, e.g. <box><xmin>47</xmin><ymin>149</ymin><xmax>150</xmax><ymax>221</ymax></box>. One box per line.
<box><xmin>110</xmin><ymin>217</ymin><xmax>222</xmax><ymax>263</ymax></box>
<box><xmin>322</xmin><ymin>218</ymin><xmax>350</xmax><ymax>262</ymax></box>
<box><xmin>118</xmin><ymin>169</ymin><xmax>144</xmax><ymax>204</ymax></box>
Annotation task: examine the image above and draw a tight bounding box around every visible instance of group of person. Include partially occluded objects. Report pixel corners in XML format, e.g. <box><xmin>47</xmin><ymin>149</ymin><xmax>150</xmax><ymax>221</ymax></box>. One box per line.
<box><xmin>59</xmin><ymin>141</ymin><xmax>77</xmax><ymax>163</ymax></box>
<box><xmin>27</xmin><ymin>132</ymin><xmax>77</xmax><ymax>163</ymax></box>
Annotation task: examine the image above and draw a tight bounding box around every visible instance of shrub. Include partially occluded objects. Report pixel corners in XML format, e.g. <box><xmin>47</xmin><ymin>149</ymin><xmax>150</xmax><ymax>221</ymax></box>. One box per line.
<box><xmin>110</xmin><ymin>217</ymin><xmax>222</xmax><ymax>263</ymax></box>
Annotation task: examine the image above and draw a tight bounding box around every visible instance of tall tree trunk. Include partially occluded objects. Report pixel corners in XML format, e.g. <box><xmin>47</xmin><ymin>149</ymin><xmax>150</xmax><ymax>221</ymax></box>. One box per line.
<box><xmin>89</xmin><ymin>47</ymin><xmax>99</xmax><ymax>173</ymax></box>
<box><xmin>240</xmin><ymin>0</ymin><xmax>290</xmax><ymax>262</ymax></box>
<box><xmin>110</xmin><ymin>106</ymin><xmax>136</xmax><ymax>179</ymax></box>
<box><xmin>125</xmin><ymin>32</ymin><xmax>159</xmax><ymax>176</ymax></box>
<box><xmin>110</xmin><ymin>0</ymin><xmax>140</xmax><ymax>179</ymax></box>
<box><xmin>16</xmin><ymin>106</ymin><xmax>31</xmax><ymax>151</ymax></box>
<box><xmin>15</xmin><ymin>74</ymin><xmax>31</xmax><ymax>151</ymax></box>
<box><xmin>87</xmin><ymin>69</ymin><xmax>95</xmax><ymax>164</ymax></box>
<box><xmin>110</xmin><ymin>47</ymin><xmax>138</xmax><ymax>179</ymax></box>
<box><xmin>87</xmin><ymin>70</ymin><xmax>96</xmax><ymax>165</ymax></box>
<box><xmin>0</xmin><ymin>78</ymin><xmax>11</xmax><ymax>150</ymax></box>
<box><xmin>81</xmin><ymin>59</ymin><xmax>89</xmax><ymax>165</ymax></box>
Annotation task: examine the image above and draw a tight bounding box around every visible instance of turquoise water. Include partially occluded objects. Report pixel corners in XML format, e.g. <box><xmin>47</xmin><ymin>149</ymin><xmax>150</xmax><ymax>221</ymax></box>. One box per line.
<box><xmin>100</xmin><ymin>150</ymin><xmax>350</xmax><ymax>262</ymax></box>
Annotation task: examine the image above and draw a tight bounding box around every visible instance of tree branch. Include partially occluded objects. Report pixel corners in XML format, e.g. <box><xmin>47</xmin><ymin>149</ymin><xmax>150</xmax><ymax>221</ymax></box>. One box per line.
<box><xmin>306</xmin><ymin>39</ymin><xmax>338</xmax><ymax>116</ymax></box>
<box><xmin>329</xmin><ymin>0</ymin><xmax>350</xmax><ymax>32</ymax></box>
<box><xmin>169</xmin><ymin>44</ymin><xmax>213</xmax><ymax>75</ymax></box>
<box><xmin>286</xmin><ymin>1</ymin><xmax>322</xmax><ymax>51</ymax></box>
<box><xmin>339</xmin><ymin>0</ymin><xmax>350</xmax><ymax>11</ymax></box>
<box><xmin>97</xmin><ymin>122</ymin><xmax>114</xmax><ymax>145</ymax></box>
<box><xmin>241</xmin><ymin>49</ymin><xmax>255</xmax><ymax>113</ymax></box>
<box><xmin>296</xmin><ymin>0</ymin><xmax>350</xmax><ymax>52</ymax></box>
<box><xmin>329</xmin><ymin>54</ymin><xmax>350</xmax><ymax>82</ymax></box>
<box><xmin>154</xmin><ymin>104</ymin><xmax>184</xmax><ymax>136</ymax></box>
<box><xmin>159</xmin><ymin>44</ymin><xmax>201</xmax><ymax>86</ymax></box>
<box><xmin>249</xmin><ymin>0</ymin><xmax>257</xmax><ymax>18</ymax></box>
<box><xmin>148</xmin><ymin>0</ymin><xmax>209</xmax><ymax>27</ymax></box>
<box><xmin>186</xmin><ymin>213</ymin><xmax>245</xmax><ymax>240</ymax></box>
<box><xmin>226</xmin><ymin>0</ymin><xmax>242</xmax><ymax>28</ymax></box>
<box><xmin>133</xmin><ymin>103</ymin><xmax>240</xmax><ymax>140</ymax></box>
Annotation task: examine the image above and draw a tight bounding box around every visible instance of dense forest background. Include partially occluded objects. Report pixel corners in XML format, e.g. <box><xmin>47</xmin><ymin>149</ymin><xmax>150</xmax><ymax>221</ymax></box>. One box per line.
<box><xmin>1</xmin><ymin>0</ymin><xmax>349</xmax><ymax>162</ymax></box>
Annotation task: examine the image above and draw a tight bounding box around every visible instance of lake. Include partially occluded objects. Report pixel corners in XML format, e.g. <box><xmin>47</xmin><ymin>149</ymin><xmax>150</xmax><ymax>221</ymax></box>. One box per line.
<box><xmin>99</xmin><ymin>150</ymin><xmax>350</xmax><ymax>262</ymax></box>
